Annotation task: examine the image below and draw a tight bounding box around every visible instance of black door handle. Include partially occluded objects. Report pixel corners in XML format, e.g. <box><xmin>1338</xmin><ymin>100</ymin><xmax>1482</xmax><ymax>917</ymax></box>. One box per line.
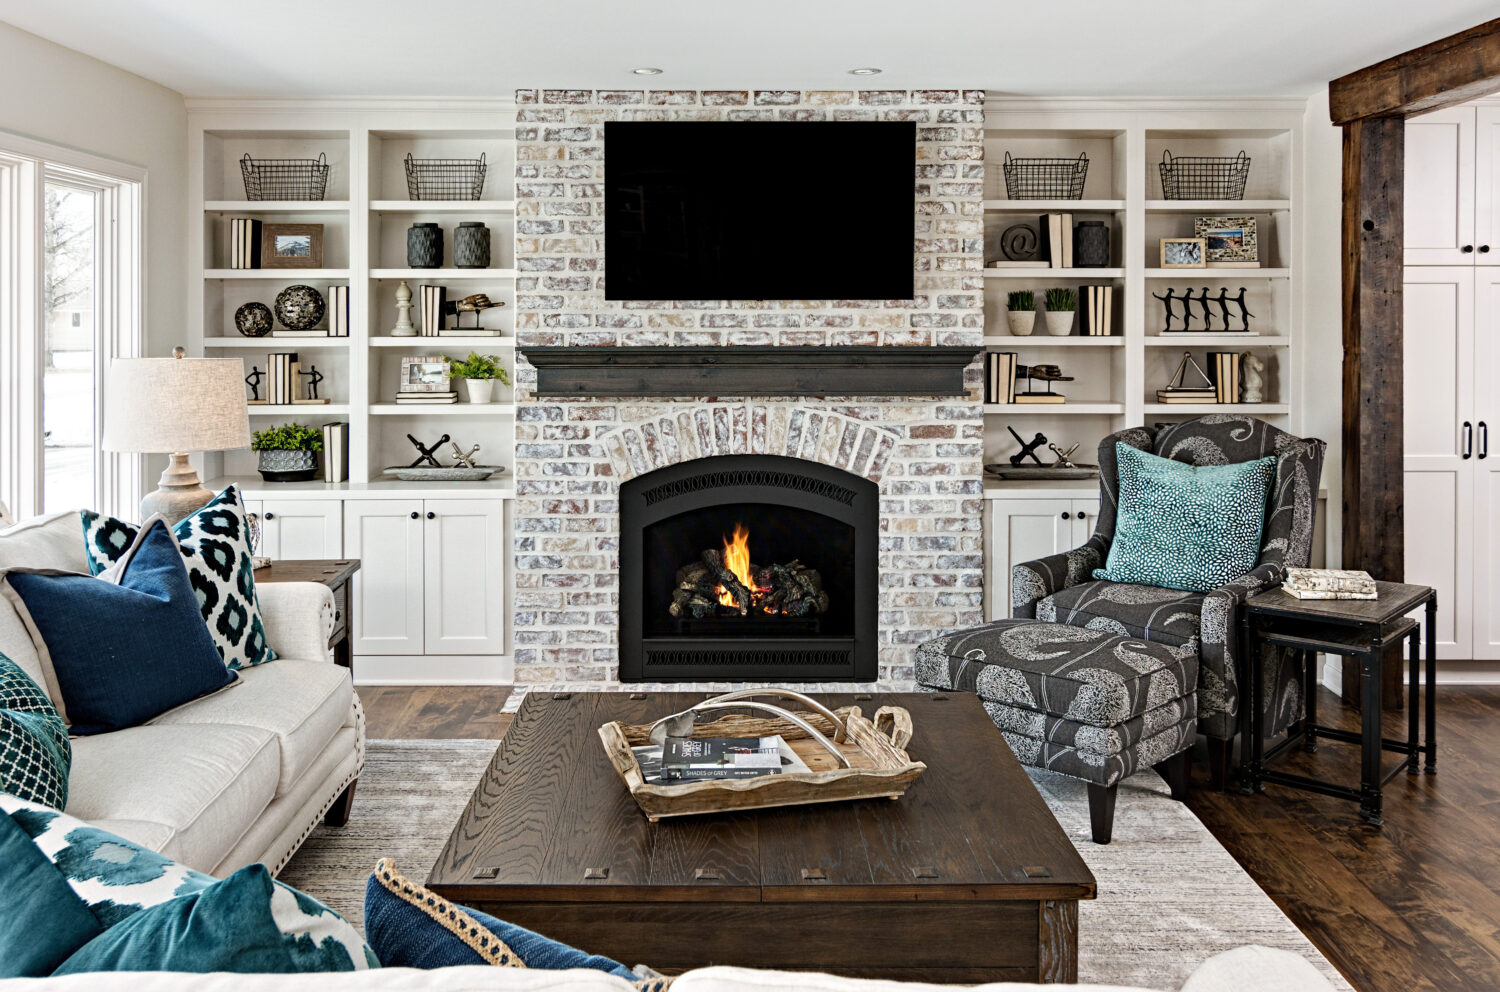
<box><xmin>1481</xmin><ymin>421</ymin><xmax>1489</xmax><ymax>460</ymax></box>
<box><xmin>1463</xmin><ymin>244</ymin><xmax>1475</xmax><ymax>253</ymax></box>
<box><xmin>1463</xmin><ymin>421</ymin><xmax>1473</xmax><ymax>459</ymax></box>
<box><xmin>427</xmin><ymin>511</ymin><xmax>436</xmax><ymax>520</ymax></box>
<box><xmin>409</xmin><ymin>511</ymin><xmax>419</xmax><ymax>519</ymax></box>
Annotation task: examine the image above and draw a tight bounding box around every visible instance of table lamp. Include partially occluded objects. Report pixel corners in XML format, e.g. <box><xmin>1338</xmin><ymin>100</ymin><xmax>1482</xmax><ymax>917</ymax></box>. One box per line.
<box><xmin>102</xmin><ymin>347</ymin><xmax>251</xmax><ymax>523</ymax></box>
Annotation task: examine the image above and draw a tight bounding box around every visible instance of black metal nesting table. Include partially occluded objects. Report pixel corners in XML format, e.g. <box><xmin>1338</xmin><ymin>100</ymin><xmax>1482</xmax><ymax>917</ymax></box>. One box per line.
<box><xmin>1238</xmin><ymin>581</ymin><xmax>1437</xmax><ymax>825</ymax></box>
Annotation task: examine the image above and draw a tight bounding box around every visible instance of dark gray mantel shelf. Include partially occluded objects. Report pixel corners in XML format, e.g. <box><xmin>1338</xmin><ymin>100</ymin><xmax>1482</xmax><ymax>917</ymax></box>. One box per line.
<box><xmin>520</xmin><ymin>346</ymin><xmax>981</xmax><ymax>398</ymax></box>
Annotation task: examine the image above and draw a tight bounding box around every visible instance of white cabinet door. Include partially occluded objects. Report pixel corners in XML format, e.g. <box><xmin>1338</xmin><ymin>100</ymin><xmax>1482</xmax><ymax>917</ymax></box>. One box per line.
<box><xmin>1070</xmin><ymin>499</ymin><xmax>1101</xmax><ymax>547</ymax></box>
<box><xmin>1471</xmin><ymin>269</ymin><xmax>1500</xmax><ymax>658</ymax></box>
<box><xmin>344</xmin><ymin>500</ymin><xmax>425</xmax><ymax>656</ymax></box>
<box><xmin>988</xmin><ymin>499</ymin><xmax>1077</xmax><ymax>620</ymax></box>
<box><xmin>1402</xmin><ymin>267</ymin><xmax>1474</xmax><ymax>657</ymax></box>
<box><xmin>1477</xmin><ymin>108</ymin><xmax>1500</xmax><ymax>266</ymax></box>
<box><xmin>1405</xmin><ymin>107</ymin><xmax>1475</xmax><ymax>266</ymax></box>
<box><xmin>260</xmin><ymin>499</ymin><xmax>342</xmax><ymax>560</ymax></box>
<box><xmin>423</xmin><ymin>499</ymin><xmax>506</xmax><ymax>655</ymax></box>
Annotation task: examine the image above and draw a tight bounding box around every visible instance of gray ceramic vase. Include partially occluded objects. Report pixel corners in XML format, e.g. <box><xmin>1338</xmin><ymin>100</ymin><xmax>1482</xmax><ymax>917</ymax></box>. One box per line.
<box><xmin>454</xmin><ymin>221</ymin><xmax>490</xmax><ymax>268</ymax></box>
<box><xmin>257</xmin><ymin>449</ymin><xmax>318</xmax><ymax>482</ymax></box>
<box><xmin>407</xmin><ymin>223</ymin><xmax>443</xmax><ymax>268</ymax></box>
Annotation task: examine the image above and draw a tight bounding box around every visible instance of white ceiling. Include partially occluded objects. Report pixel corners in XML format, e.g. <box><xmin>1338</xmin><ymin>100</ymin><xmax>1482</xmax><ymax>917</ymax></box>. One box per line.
<box><xmin>0</xmin><ymin>0</ymin><xmax>1494</xmax><ymax>100</ymax></box>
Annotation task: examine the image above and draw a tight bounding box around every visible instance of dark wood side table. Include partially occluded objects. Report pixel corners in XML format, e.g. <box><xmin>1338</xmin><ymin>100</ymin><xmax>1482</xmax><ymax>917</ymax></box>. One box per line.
<box><xmin>252</xmin><ymin>559</ymin><xmax>360</xmax><ymax>675</ymax></box>
<box><xmin>1239</xmin><ymin>581</ymin><xmax>1436</xmax><ymax>825</ymax></box>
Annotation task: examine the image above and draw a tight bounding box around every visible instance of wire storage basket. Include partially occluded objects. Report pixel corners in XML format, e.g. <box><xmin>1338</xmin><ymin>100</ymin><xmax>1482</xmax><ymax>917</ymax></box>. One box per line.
<box><xmin>240</xmin><ymin>153</ymin><xmax>329</xmax><ymax>201</ymax></box>
<box><xmin>1159</xmin><ymin>149</ymin><xmax>1250</xmax><ymax>200</ymax></box>
<box><xmin>1002</xmin><ymin>151</ymin><xmax>1089</xmax><ymax>200</ymax></box>
<box><xmin>404</xmin><ymin>153</ymin><xmax>488</xmax><ymax>200</ymax></box>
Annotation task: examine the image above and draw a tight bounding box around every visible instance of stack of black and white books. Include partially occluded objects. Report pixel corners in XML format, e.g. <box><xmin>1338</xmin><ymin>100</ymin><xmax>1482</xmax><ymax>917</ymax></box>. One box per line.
<box><xmin>321</xmin><ymin>422</ymin><xmax>349</xmax><ymax>482</ymax></box>
<box><xmin>229</xmin><ymin>218</ymin><xmax>262</xmax><ymax>269</ymax></box>
<box><xmin>260</xmin><ymin>352</ymin><xmax>298</xmax><ymax>405</ymax></box>
<box><xmin>328</xmin><ymin>285</ymin><xmax>350</xmax><ymax>338</ymax></box>
<box><xmin>630</xmin><ymin>735</ymin><xmax>812</xmax><ymax>784</ymax></box>
<box><xmin>984</xmin><ymin>352</ymin><xmax>1018</xmax><ymax>404</ymax></box>
<box><xmin>420</xmin><ymin>285</ymin><xmax>446</xmax><ymax>336</ymax></box>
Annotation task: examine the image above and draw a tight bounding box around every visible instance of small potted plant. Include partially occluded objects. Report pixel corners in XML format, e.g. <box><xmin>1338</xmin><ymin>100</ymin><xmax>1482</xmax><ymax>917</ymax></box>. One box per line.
<box><xmin>252</xmin><ymin>423</ymin><xmax>323</xmax><ymax>482</ymax></box>
<box><xmin>446</xmin><ymin>352</ymin><xmax>510</xmax><ymax>404</ymax></box>
<box><xmin>1044</xmin><ymin>287</ymin><xmax>1076</xmax><ymax>336</ymax></box>
<box><xmin>1006</xmin><ymin>290</ymin><xmax>1035</xmax><ymax>336</ymax></box>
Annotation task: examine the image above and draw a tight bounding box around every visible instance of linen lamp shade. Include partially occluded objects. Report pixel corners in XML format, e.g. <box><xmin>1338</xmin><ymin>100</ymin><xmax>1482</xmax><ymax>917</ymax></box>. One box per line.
<box><xmin>102</xmin><ymin>354</ymin><xmax>251</xmax><ymax>522</ymax></box>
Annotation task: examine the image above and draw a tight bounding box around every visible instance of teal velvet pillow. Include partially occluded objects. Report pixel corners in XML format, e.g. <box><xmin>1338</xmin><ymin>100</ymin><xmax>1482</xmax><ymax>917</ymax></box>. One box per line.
<box><xmin>1094</xmin><ymin>442</ymin><xmax>1276</xmax><ymax>593</ymax></box>
<box><xmin>0</xmin><ymin>652</ymin><xmax>70</xmax><ymax>809</ymax></box>
<box><xmin>54</xmin><ymin>863</ymin><xmax>379</xmax><ymax>974</ymax></box>
<box><xmin>0</xmin><ymin>812</ymin><xmax>103</xmax><ymax>976</ymax></box>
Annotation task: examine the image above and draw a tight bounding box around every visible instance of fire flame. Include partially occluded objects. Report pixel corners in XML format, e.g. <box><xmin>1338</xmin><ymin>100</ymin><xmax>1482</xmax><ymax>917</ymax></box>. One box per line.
<box><xmin>716</xmin><ymin>523</ymin><xmax>755</xmax><ymax>608</ymax></box>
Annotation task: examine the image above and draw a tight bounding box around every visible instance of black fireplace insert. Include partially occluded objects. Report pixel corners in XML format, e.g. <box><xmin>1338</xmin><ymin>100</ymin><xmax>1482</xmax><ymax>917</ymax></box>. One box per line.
<box><xmin>619</xmin><ymin>454</ymin><xmax>878</xmax><ymax>682</ymax></box>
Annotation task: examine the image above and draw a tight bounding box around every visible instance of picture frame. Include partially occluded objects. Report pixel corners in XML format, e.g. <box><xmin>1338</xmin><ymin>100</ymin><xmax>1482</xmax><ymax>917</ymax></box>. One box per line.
<box><xmin>1194</xmin><ymin>215</ymin><xmax>1259</xmax><ymax>266</ymax></box>
<box><xmin>261</xmin><ymin>223</ymin><xmax>324</xmax><ymax>269</ymax></box>
<box><xmin>399</xmin><ymin>357</ymin><xmax>451</xmax><ymax>392</ymax></box>
<box><xmin>1159</xmin><ymin>237</ymin><xmax>1206</xmax><ymax>269</ymax></box>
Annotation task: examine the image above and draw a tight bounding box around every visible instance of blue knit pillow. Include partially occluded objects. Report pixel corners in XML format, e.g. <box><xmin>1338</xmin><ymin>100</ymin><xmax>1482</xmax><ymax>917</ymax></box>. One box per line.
<box><xmin>0</xmin><ymin>653</ymin><xmax>70</xmax><ymax>809</ymax></box>
<box><xmin>1094</xmin><ymin>442</ymin><xmax>1275</xmax><ymax>593</ymax></box>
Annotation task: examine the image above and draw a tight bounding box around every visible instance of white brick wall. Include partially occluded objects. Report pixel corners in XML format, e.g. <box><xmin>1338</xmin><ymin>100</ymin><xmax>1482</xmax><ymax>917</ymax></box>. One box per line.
<box><xmin>512</xmin><ymin>88</ymin><xmax>986</xmax><ymax>689</ymax></box>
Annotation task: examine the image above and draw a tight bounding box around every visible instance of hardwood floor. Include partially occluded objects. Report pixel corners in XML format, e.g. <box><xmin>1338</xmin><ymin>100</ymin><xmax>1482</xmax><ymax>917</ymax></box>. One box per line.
<box><xmin>356</xmin><ymin>681</ymin><xmax>1500</xmax><ymax>992</ymax></box>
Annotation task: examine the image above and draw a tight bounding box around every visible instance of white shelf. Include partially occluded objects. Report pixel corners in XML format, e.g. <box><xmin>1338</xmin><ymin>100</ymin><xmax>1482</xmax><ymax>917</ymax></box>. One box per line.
<box><xmin>370</xmin><ymin>268</ymin><xmax>518</xmax><ymax>280</ymax></box>
<box><xmin>1144</xmin><ymin>268</ymin><xmax>1289</xmax><ymax>279</ymax></box>
<box><xmin>204</xmin><ymin>336</ymin><xmax>351</xmax><ymax>347</ymax></box>
<box><xmin>204</xmin><ymin>201</ymin><xmax>351</xmax><ymax>212</ymax></box>
<box><xmin>983</xmin><ymin>199</ymin><xmax>1126</xmax><ymax>211</ymax></box>
<box><xmin>247</xmin><ymin>404</ymin><xmax>349</xmax><ymax>415</ymax></box>
<box><xmin>369</xmin><ymin>336</ymin><xmax>514</xmax><ymax>347</ymax></box>
<box><xmin>983</xmin><ymin>403</ymin><xmax>1124</xmax><ymax>415</ymax></box>
<box><xmin>370</xmin><ymin>200</ymin><xmax>516</xmax><ymax>212</ymax></box>
<box><xmin>205</xmin><ymin>268</ymin><xmax>350</xmax><ymax>280</ymax></box>
<box><xmin>370</xmin><ymin>403</ymin><xmax>516</xmax><ymax>416</ymax></box>
<box><xmin>983</xmin><ymin>336</ymin><xmax>1123</xmax><ymax>346</ymax></box>
<box><xmin>205</xmin><ymin>475</ymin><xmax>515</xmax><ymax>499</ymax></box>
<box><xmin>984</xmin><ymin>267</ymin><xmax>1123</xmax><ymax>279</ymax></box>
<box><xmin>1143</xmin><ymin>403</ymin><xmax>1289</xmax><ymax>415</ymax></box>
<box><xmin>1144</xmin><ymin>200</ymin><xmax>1291</xmax><ymax>212</ymax></box>
<box><xmin>1145</xmin><ymin>335</ymin><xmax>1288</xmax><ymax>346</ymax></box>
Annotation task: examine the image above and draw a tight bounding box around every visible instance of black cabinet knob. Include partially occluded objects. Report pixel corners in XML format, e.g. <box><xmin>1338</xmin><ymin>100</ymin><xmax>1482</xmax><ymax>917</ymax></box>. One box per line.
<box><xmin>1463</xmin><ymin>244</ymin><xmax>1475</xmax><ymax>253</ymax></box>
<box><xmin>427</xmin><ymin>511</ymin><xmax>436</xmax><ymax>520</ymax></box>
<box><xmin>409</xmin><ymin>511</ymin><xmax>419</xmax><ymax>519</ymax></box>
<box><xmin>1076</xmin><ymin>511</ymin><xmax>1087</xmax><ymax>520</ymax></box>
<box><xmin>264</xmin><ymin>512</ymin><xmax>274</xmax><ymax>520</ymax></box>
<box><xmin>1060</xmin><ymin>512</ymin><xmax>1071</xmax><ymax>520</ymax></box>
<box><xmin>1482</xmin><ymin>245</ymin><xmax>1492</xmax><ymax>254</ymax></box>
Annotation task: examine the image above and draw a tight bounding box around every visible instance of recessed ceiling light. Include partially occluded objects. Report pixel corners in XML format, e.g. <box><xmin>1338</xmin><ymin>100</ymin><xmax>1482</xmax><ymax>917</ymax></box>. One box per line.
<box><xmin>848</xmin><ymin>67</ymin><xmax>882</xmax><ymax>76</ymax></box>
<box><xmin>632</xmin><ymin>67</ymin><xmax>664</xmax><ymax>75</ymax></box>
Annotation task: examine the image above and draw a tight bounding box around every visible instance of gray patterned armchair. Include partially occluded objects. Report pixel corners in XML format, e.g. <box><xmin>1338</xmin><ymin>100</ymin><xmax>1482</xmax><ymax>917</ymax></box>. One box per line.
<box><xmin>1011</xmin><ymin>415</ymin><xmax>1325</xmax><ymax>785</ymax></box>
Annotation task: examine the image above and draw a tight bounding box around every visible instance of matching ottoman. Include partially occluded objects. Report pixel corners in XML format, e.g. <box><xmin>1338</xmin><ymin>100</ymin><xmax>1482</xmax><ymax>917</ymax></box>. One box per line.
<box><xmin>915</xmin><ymin>618</ymin><xmax>1198</xmax><ymax>843</ymax></box>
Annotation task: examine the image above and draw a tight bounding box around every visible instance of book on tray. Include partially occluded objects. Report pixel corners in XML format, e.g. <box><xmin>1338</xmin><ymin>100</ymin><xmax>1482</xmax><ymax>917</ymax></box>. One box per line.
<box><xmin>638</xmin><ymin>735</ymin><xmax>813</xmax><ymax>783</ymax></box>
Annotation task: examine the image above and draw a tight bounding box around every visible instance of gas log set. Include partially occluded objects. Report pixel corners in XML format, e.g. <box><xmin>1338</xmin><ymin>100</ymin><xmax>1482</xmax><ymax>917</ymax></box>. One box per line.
<box><xmin>668</xmin><ymin>524</ymin><xmax>830</xmax><ymax>621</ymax></box>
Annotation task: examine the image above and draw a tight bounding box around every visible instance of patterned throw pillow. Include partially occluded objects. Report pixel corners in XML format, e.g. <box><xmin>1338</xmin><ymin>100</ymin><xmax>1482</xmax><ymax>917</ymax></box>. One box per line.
<box><xmin>1094</xmin><ymin>442</ymin><xmax>1276</xmax><ymax>594</ymax></box>
<box><xmin>81</xmin><ymin>486</ymin><xmax>276</xmax><ymax>670</ymax></box>
<box><xmin>0</xmin><ymin>653</ymin><xmax>70</xmax><ymax>809</ymax></box>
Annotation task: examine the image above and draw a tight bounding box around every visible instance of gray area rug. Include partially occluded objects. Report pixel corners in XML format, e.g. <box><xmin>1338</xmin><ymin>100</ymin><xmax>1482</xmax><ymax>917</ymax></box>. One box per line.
<box><xmin>279</xmin><ymin>740</ymin><xmax>1351</xmax><ymax>991</ymax></box>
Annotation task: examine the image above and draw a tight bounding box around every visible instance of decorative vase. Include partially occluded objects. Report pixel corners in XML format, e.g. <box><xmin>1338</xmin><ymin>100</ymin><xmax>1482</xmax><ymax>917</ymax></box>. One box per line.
<box><xmin>407</xmin><ymin>223</ymin><xmax>443</xmax><ymax>268</ymax></box>
<box><xmin>1007</xmin><ymin>311</ymin><xmax>1036</xmax><ymax>336</ymax></box>
<box><xmin>465</xmin><ymin>378</ymin><xmax>495</xmax><ymax>404</ymax></box>
<box><xmin>235</xmin><ymin>301</ymin><xmax>273</xmax><ymax>337</ymax></box>
<box><xmin>257</xmin><ymin>449</ymin><xmax>318</xmax><ymax>483</ymax></box>
<box><xmin>1045</xmin><ymin>311</ymin><xmax>1075</xmax><ymax>336</ymax></box>
<box><xmin>274</xmin><ymin>285</ymin><xmax>325</xmax><ymax>330</ymax></box>
<box><xmin>453</xmin><ymin>222</ymin><xmax>490</xmax><ymax>268</ymax></box>
<box><xmin>1073</xmin><ymin>221</ymin><xmax>1110</xmax><ymax>268</ymax></box>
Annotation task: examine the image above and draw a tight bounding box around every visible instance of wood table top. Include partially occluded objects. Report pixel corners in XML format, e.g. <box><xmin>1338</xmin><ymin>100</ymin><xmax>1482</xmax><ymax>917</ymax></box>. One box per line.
<box><xmin>427</xmin><ymin>690</ymin><xmax>1096</xmax><ymax>905</ymax></box>
<box><xmin>251</xmin><ymin>559</ymin><xmax>360</xmax><ymax>586</ymax></box>
<box><xmin>1245</xmin><ymin>580</ymin><xmax>1434</xmax><ymax>628</ymax></box>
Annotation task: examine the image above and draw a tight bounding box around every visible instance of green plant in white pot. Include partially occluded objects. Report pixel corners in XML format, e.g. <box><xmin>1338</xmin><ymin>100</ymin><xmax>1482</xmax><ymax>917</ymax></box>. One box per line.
<box><xmin>1006</xmin><ymin>290</ymin><xmax>1035</xmax><ymax>336</ymax></box>
<box><xmin>252</xmin><ymin>423</ymin><xmax>322</xmax><ymax>482</ymax></box>
<box><xmin>446</xmin><ymin>352</ymin><xmax>510</xmax><ymax>404</ymax></box>
<box><xmin>1043</xmin><ymin>287</ymin><xmax>1076</xmax><ymax>337</ymax></box>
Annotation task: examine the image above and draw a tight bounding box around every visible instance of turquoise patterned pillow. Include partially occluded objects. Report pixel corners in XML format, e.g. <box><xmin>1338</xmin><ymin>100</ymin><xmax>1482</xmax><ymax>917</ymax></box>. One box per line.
<box><xmin>1094</xmin><ymin>442</ymin><xmax>1275</xmax><ymax>593</ymax></box>
<box><xmin>0</xmin><ymin>652</ymin><xmax>70</xmax><ymax>809</ymax></box>
<box><xmin>80</xmin><ymin>486</ymin><xmax>277</xmax><ymax>670</ymax></box>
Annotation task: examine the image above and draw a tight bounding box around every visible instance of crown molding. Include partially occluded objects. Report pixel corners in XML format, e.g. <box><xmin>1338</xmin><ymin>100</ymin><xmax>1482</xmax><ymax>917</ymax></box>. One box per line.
<box><xmin>982</xmin><ymin>95</ymin><xmax>1309</xmax><ymax>115</ymax></box>
<box><xmin>185</xmin><ymin>96</ymin><xmax>519</xmax><ymax>116</ymax></box>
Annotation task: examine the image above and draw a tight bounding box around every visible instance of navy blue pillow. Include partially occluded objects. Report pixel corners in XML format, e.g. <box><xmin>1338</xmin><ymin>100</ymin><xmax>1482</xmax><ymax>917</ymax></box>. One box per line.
<box><xmin>3</xmin><ymin>518</ymin><xmax>236</xmax><ymax>735</ymax></box>
<box><xmin>364</xmin><ymin>859</ymin><xmax>649</xmax><ymax>983</ymax></box>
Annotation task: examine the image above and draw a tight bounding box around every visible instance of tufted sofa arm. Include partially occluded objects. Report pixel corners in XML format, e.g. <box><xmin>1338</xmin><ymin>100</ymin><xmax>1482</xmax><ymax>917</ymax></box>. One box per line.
<box><xmin>1011</xmin><ymin>535</ymin><xmax>1110</xmax><ymax>618</ymax></box>
<box><xmin>253</xmin><ymin>581</ymin><xmax>337</xmax><ymax>663</ymax></box>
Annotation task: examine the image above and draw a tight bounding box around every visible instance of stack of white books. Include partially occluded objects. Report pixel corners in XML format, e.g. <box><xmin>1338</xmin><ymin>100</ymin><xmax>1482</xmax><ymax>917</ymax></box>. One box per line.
<box><xmin>1283</xmin><ymin>568</ymin><xmax>1378</xmax><ymax>600</ymax></box>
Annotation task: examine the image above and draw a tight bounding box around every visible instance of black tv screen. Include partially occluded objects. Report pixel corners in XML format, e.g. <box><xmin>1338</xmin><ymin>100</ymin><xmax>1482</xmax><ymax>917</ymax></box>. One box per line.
<box><xmin>604</xmin><ymin>121</ymin><xmax>914</xmax><ymax>301</ymax></box>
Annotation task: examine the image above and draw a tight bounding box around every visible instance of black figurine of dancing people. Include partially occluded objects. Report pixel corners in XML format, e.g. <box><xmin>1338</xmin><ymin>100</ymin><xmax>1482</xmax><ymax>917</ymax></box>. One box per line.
<box><xmin>298</xmin><ymin>364</ymin><xmax>324</xmax><ymax>400</ymax></box>
<box><xmin>244</xmin><ymin>366</ymin><xmax>263</xmax><ymax>402</ymax></box>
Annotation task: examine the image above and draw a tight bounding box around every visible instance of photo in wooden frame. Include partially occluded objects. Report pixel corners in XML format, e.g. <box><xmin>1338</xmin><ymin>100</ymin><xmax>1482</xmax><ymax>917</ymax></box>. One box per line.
<box><xmin>399</xmin><ymin>356</ymin><xmax>451</xmax><ymax>392</ymax></box>
<box><xmin>1159</xmin><ymin>237</ymin><xmax>1206</xmax><ymax>269</ymax></box>
<box><xmin>261</xmin><ymin>223</ymin><xmax>324</xmax><ymax>269</ymax></box>
<box><xmin>1195</xmin><ymin>215</ymin><xmax>1259</xmax><ymax>267</ymax></box>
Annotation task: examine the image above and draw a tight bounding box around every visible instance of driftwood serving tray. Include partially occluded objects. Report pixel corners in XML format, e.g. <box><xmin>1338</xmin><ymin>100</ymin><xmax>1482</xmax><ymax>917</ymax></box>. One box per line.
<box><xmin>599</xmin><ymin>694</ymin><xmax>925</xmax><ymax>822</ymax></box>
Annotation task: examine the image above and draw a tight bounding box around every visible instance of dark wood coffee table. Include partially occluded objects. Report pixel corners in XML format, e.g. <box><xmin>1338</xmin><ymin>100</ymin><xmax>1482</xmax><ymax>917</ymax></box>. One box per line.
<box><xmin>428</xmin><ymin>691</ymin><xmax>1095</xmax><ymax>983</ymax></box>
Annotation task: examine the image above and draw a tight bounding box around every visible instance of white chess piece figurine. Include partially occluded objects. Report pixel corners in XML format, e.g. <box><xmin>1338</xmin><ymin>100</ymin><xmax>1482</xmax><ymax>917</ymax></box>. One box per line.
<box><xmin>391</xmin><ymin>280</ymin><xmax>416</xmax><ymax>337</ymax></box>
<box><xmin>1241</xmin><ymin>352</ymin><xmax>1264</xmax><ymax>403</ymax></box>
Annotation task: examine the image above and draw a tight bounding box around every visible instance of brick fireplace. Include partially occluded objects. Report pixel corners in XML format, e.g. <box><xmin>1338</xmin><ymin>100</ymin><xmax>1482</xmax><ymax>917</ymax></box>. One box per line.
<box><xmin>511</xmin><ymin>87</ymin><xmax>986</xmax><ymax>690</ymax></box>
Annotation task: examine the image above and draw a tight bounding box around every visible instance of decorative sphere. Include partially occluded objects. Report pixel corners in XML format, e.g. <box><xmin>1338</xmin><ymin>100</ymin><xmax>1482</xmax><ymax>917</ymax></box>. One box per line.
<box><xmin>274</xmin><ymin>285</ymin><xmax>326</xmax><ymax>330</ymax></box>
<box><xmin>234</xmin><ymin>301</ymin><xmax>274</xmax><ymax>337</ymax></box>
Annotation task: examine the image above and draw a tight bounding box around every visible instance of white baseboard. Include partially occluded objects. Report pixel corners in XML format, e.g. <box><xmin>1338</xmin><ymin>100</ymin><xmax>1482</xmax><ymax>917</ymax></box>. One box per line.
<box><xmin>353</xmin><ymin>654</ymin><xmax>514</xmax><ymax>686</ymax></box>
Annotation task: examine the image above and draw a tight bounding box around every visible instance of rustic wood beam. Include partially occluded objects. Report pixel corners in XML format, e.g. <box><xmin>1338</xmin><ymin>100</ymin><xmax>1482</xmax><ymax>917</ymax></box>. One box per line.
<box><xmin>1330</xmin><ymin>18</ymin><xmax>1500</xmax><ymax>124</ymax></box>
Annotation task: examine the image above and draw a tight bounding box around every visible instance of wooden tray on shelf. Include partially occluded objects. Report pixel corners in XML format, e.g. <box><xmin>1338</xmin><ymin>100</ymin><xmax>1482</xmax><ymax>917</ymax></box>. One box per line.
<box><xmin>599</xmin><ymin>701</ymin><xmax>925</xmax><ymax>822</ymax></box>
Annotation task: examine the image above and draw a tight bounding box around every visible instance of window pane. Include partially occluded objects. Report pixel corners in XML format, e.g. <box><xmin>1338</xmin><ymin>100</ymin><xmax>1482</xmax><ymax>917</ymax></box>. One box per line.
<box><xmin>43</xmin><ymin>184</ymin><xmax>97</xmax><ymax>513</ymax></box>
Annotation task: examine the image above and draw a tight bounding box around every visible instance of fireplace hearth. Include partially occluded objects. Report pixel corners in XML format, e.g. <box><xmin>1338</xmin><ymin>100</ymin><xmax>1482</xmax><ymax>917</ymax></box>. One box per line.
<box><xmin>619</xmin><ymin>454</ymin><xmax>878</xmax><ymax>682</ymax></box>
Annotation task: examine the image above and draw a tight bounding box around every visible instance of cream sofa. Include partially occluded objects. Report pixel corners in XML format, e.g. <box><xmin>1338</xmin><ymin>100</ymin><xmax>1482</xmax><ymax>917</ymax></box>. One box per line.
<box><xmin>0</xmin><ymin>509</ymin><xmax>364</xmax><ymax>876</ymax></box>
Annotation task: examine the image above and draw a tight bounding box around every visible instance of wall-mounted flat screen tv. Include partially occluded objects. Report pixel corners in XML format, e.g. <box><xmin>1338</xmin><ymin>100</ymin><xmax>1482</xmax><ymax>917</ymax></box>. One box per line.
<box><xmin>604</xmin><ymin>121</ymin><xmax>914</xmax><ymax>301</ymax></box>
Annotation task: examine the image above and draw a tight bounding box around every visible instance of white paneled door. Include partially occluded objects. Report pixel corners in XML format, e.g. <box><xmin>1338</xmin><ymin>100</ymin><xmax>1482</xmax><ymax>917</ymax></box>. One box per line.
<box><xmin>423</xmin><ymin>499</ymin><xmax>505</xmax><ymax>656</ymax></box>
<box><xmin>986</xmin><ymin>498</ymin><xmax>1098</xmax><ymax>621</ymax></box>
<box><xmin>259</xmin><ymin>499</ymin><xmax>342</xmax><ymax>560</ymax></box>
<box><xmin>1405</xmin><ymin>108</ymin><xmax>1475</xmax><ymax>266</ymax></box>
<box><xmin>1477</xmin><ymin>109</ymin><xmax>1500</xmax><ymax>265</ymax></box>
<box><xmin>344</xmin><ymin>500</ymin><xmax>425</xmax><ymax>656</ymax></box>
<box><xmin>1471</xmin><ymin>268</ymin><xmax>1500</xmax><ymax>657</ymax></box>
